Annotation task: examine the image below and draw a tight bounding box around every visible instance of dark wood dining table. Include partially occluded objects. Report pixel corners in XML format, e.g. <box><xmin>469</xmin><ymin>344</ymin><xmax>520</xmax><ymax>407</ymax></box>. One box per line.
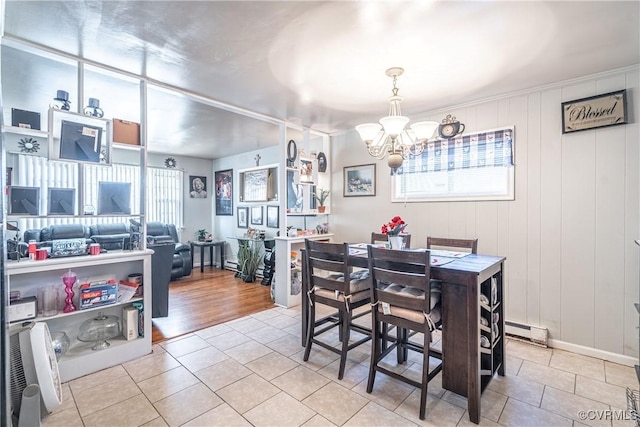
<box><xmin>301</xmin><ymin>246</ymin><xmax>506</xmax><ymax>424</ymax></box>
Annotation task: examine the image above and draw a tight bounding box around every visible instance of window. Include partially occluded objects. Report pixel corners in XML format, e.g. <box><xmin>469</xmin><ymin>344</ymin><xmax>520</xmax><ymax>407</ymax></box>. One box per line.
<box><xmin>13</xmin><ymin>154</ymin><xmax>183</xmax><ymax>230</ymax></box>
<box><xmin>391</xmin><ymin>127</ymin><xmax>515</xmax><ymax>202</ymax></box>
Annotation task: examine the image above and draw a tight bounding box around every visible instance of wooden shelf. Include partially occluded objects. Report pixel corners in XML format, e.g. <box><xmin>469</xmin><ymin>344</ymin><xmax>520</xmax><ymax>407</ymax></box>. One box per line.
<box><xmin>4</xmin><ymin>125</ymin><xmax>49</xmax><ymax>138</ymax></box>
<box><xmin>9</xmin><ymin>297</ymin><xmax>143</xmax><ymax>324</ymax></box>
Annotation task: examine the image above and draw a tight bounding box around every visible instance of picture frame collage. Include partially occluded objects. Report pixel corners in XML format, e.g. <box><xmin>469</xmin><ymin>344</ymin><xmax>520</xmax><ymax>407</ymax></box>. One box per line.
<box><xmin>237</xmin><ymin>205</ymin><xmax>279</xmax><ymax>229</ymax></box>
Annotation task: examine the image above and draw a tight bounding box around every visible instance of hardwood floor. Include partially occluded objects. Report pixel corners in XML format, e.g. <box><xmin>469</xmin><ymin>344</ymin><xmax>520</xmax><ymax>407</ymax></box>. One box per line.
<box><xmin>151</xmin><ymin>267</ymin><xmax>275</xmax><ymax>343</ymax></box>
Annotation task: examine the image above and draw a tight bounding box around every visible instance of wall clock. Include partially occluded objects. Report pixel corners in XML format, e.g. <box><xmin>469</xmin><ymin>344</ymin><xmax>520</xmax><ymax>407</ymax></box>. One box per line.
<box><xmin>438</xmin><ymin>114</ymin><xmax>465</xmax><ymax>139</ymax></box>
<box><xmin>19</xmin><ymin>137</ymin><xmax>40</xmax><ymax>153</ymax></box>
<box><xmin>317</xmin><ymin>152</ymin><xmax>327</xmax><ymax>173</ymax></box>
<box><xmin>287</xmin><ymin>140</ymin><xmax>297</xmax><ymax>167</ymax></box>
<box><xmin>164</xmin><ymin>157</ymin><xmax>177</xmax><ymax>169</ymax></box>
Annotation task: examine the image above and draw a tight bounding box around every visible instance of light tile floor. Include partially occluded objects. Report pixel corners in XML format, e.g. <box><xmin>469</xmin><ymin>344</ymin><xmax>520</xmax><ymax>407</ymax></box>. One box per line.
<box><xmin>43</xmin><ymin>305</ymin><xmax>638</xmax><ymax>427</ymax></box>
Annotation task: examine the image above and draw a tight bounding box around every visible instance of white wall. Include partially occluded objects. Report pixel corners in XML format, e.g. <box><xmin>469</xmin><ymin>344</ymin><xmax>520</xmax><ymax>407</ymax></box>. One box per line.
<box><xmin>331</xmin><ymin>67</ymin><xmax>640</xmax><ymax>361</ymax></box>
<box><xmin>212</xmin><ymin>146</ymin><xmax>279</xmax><ymax>265</ymax></box>
<box><xmin>148</xmin><ymin>152</ymin><xmax>212</xmax><ymax>244</ymax></box>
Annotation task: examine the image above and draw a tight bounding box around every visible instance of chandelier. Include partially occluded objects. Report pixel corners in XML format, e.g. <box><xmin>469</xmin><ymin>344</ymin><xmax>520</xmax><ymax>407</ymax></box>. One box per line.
<box><xmin>355</xmin><ymin>67</ymin><xmax>439</xmax><ymax>170</ymax></box>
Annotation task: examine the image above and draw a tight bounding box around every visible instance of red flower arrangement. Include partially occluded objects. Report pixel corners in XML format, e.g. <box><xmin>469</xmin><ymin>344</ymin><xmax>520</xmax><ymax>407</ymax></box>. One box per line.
<box><xmin>381</xmin><ymin>216</ymin><xmax>407</xmax><ymax>236</ymax></box>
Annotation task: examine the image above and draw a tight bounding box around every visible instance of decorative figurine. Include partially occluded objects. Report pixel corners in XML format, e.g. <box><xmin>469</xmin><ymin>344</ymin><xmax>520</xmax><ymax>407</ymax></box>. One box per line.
<box><xmin>51</xmin><ymin>90</ymin><xmax>71</xmax><ymax>111</ymax></box>
<box><xmin>62</xmin><ymin>269</ymin><xmax>77</xmax><ymax>313</ymax></box>
<box><xmin>83</xmin><ymin>98</ymin><xmax>104</xmax><ymax>118</ymax></box>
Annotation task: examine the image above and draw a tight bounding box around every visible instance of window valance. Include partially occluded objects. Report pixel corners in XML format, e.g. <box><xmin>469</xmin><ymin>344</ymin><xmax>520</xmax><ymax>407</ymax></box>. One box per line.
<box><xmin>396</xmin><ymin>127</ymin><xmax>514</xmax><ymax>175</ymax></box>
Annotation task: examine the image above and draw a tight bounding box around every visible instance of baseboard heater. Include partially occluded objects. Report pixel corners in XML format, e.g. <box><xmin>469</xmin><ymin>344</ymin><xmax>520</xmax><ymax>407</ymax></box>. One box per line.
<box><xmin>504</xmin><ymin>321</ymin><xmax>549</xmax><ymax>347</ymax></box>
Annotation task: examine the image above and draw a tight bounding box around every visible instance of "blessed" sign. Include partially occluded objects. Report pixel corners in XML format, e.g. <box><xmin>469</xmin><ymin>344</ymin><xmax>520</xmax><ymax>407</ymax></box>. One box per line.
<box><xmin>562</xmin><ymin>90</ymin><xmax>627</xmax><ymax>134</ymax></box>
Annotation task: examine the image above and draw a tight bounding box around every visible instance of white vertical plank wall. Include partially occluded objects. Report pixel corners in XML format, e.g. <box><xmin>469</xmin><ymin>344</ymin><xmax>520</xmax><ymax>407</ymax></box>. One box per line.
<box><xmin>331</xmin><ymin>66</ymin><xmax>640</xmax><ymax>362</ymax></box>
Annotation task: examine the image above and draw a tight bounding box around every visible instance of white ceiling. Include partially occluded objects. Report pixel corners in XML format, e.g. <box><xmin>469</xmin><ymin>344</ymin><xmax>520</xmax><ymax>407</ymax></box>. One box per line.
<box><xmin>3</xmin><ymin>0</ymin><xmax>639</xmax><ymax>159</ymax></box>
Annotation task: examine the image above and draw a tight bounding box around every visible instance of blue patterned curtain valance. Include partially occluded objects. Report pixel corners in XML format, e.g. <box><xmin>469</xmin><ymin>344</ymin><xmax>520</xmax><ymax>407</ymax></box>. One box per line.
<box><xmin>396</xmin><ymin>127</ymin><xmax>514</xmax><ymax>175</ymax></box>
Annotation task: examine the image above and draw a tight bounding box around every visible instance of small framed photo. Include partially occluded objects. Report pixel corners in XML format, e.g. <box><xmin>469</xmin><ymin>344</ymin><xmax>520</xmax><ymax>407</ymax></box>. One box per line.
<box><xmin>344</xmin><ymin>163</ymin><xmax>376</xmax><ymax>197</ymax></box>
<box><xmin>251</xmin><ymin>206</ymin><xmax>263</xmax><ymax>225</ymax></box>
<box><xmin>189</xmin><ymin>175</ymin><xmax>208</xmax><ymax>199</ymax></box>
<box><xmin>237</xmin><ymin>207</ymin><xmax>248</xmax><ymax>228</ymax></box>
<box><xmin>266</xmin><ymin>205</ymin><xmax>279</xmax><ymax>228</ymax></box>
<box><xmin>48</xmin><ymin>188</ymin><xmax>76</xmax><ymax>215</ymax></box>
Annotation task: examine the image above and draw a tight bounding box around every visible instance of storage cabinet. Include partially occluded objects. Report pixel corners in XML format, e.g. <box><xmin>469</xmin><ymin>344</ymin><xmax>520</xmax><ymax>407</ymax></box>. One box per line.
<box><xmin>7</xmin><ymin>250</ymin><xmax>153</xmax><ymax>382</ymax></box>
<box><xmin>479</xmin><ymin>275</ymin><xmax>504</xmax><ymax>391</ymax></box>
<box><xmin>273</xmin><ymin>233</ymin><xmax>333</xmax><ymax>308</ymax></box>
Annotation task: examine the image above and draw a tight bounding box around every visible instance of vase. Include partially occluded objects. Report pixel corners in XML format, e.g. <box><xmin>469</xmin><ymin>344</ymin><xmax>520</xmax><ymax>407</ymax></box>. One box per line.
<box><xmin>62</xmin><ymin>270</ymin><xmax>77</xmax><ymax>313</ymax></box>
<box><xmin>388</xmin><ymin>235</ymin><xmax>404</xmax><ymax>250</ymax></box>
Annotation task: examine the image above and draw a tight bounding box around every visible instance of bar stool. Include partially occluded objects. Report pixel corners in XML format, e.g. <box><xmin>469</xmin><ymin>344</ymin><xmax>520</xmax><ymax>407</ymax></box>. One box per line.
<box><xmin>303</xmin><ymin>240</ymin><xmax>371</xmax><ymax>379</ymax></box>
<box><xmin>366</xmin><ymin>246</ymin><xmax>442</xmax><ymax>420</ymax></box>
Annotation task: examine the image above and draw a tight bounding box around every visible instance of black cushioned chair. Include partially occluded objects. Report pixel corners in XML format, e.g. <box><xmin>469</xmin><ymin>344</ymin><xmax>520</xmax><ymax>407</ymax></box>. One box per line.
<box><xmin>90</xmin><ymin>223</ymin><xmax>131</xmax><ymax>251</ymax></box>
<box><xmin>142</xmin><ymin>222</ymin><xmax>192</xmax><ymax>280</ymax></box>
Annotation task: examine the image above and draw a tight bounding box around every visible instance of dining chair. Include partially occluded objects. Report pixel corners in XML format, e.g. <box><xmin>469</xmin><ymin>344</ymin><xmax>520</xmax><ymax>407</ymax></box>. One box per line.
<box><xmin>366</xmin><ymin>246</ymin><xmax>442</xmax><ymax>420</ymax></box>
<box><xmin>303</xmin><ymin>239</ymin><xmax>372</xmax><ymax>379</ymax></box>
<box><xmin>426</xmin><ymin>236</ymin><xmax>478</xmax><ymax>254</ymax></box>
<box><xmin>371</xmin><ymin>232</ymin><xmax>412</xmax><ymax>249</ymax></box>
<box><xmin>422</xmin><ymin>236</ymin><xmax>478</xmax><ymax>352</ymax></box>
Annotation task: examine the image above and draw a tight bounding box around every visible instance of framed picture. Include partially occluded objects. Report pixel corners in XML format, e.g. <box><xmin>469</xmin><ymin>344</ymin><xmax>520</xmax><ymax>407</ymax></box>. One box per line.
<box><xmin>48</xmin><ymin>188</ymin><xmax>76</xmax><ymax>215</ymax></box>
<box><xmin>344</xmin><ymin>163</ymin><xmax>376</xmax><ymax>197</ymax></box>
<box><xmin>9</xmin><ymin>186</ymin><xmax>40</xmax><ymax>215</ymax></box>
<box><xmin>98</xmin><ymin>182</ymin><xmax>131</xmax><ymax>215</ymax></box>
<box><xmin>189</xmin><ymin>175</ymin><xmax>208</xmax><ymax>199</ymax></box>
<box><xmin>237</xmin><ymin>206</ymin><xmax>248</xmax><ymax>228</ymax></box>
<box><xmin>562</xmin><ymin>90</ymin><xmax>627</xmax><ymax>134</ymax></box>
<box><xmin>214</xmin><ymin>169</ymin><xmax>233</xmax><ymax>215</ymax></box>
<box><xmin>49</xmin><ymin>109</ymin><xmax>111</xmax><ymax>164</ymax></box>
<box><xmin>251</xmin><ymin>205</ymin><xmax>263</xmax><ymax>225</ymax></box>
<box><xmin>266</xmin><ymin>205</ymin><xmax>279</xmax><ymax>228</ymax></box>
<box><xmin>239</xmin><ymin>168</ymin><xmax>268</xmax><ymax>202</ymax></box>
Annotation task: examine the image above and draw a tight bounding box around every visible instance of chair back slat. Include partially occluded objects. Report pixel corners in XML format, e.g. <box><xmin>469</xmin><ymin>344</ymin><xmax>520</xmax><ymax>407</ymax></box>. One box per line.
<box><xmin>305</xmin><ymin>239</ymin><xmax>351</xmax><ymax>295</ymax></box>
<box><xmin>426</xmin><ymin>237</ymin><xmax>478</xmax><ymax>254</ymax></box>
<box><xmin>373</xmin><ymin>269</ymin><xmax>427</xmax><ymax>290</ymax></box>
<box><xmin>310</xmin><ymin>257</ymin><xmax>343</xmax><ymax>273</ymax></box>
<box><xmin>368</xmin><ymin>246</ymin><xmax>431</xmax><ymax>315</ymax></box>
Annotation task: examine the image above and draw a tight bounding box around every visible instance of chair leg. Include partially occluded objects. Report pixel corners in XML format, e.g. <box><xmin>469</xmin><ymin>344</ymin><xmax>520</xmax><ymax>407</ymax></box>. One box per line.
<box><xmin>338</xmin><ymin>310</ymin><xmax>345</xmax><ymax>342</ymax></box>
<box><xmin>381</xmin><ymin>323</ymin><xmax>388</xmax><ymax>350</ymax></box>
<box><xmin>419</xmin><ymin>330</ymin><xmax>431</xmax><ymax>420</ymax></box>
<box><xmin>366</xmin><ymin>319</ymin><xmax>380</xmax><ymax>393</ymax></box>
<box><xmin>402</xmin><ymin>328</ymin><xmax>409</xmax><ymax>362</ymax></box>
<box><xmin>303</xmin><ymin>301</ymin><xmax>316</xmax><ymax>361</ymax></box>
<box><xmin>338</xmin><ymin>309</ymin><xmax>350</xmax><ymax>380</ymax></box>
<box><xmin>397</xmin><ymin>328</ymin><xmax>407</xmax><ymax>364</ymax></box>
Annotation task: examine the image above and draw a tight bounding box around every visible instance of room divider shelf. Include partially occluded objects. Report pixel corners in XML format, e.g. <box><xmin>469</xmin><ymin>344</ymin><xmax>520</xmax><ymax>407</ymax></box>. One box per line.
<box><xmin>7</xmin><ymin>250</ymin><xmax>153</xmax><ymax>382</ymax></box>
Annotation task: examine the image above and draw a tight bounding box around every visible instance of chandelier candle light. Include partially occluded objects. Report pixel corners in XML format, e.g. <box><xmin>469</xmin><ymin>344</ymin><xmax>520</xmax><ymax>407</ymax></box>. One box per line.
<box><xmin>356</xmin><ymin>67</ymin><xmax>439</xmax><ymax>171</ymax></box>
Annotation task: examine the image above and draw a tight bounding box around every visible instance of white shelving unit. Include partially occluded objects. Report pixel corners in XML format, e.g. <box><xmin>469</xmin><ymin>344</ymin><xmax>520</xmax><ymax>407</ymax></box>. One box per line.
<box><xmin>274</xmin><ymin>233</ymin><xmax>333</xmax><ymax>308</ymax></box>
<box><xmin>7</xmin><ymin>250</ymin><xmax>153</xmax><ymax>382</ymax></box>
<box><xmin>275</xmin><ymin>129</ymin><xmax>332</xmax><ymax>308</ymax></box>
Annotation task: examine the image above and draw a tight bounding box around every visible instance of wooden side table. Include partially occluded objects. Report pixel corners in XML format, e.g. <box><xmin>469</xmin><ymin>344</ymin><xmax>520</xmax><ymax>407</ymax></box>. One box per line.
<box><xmin>190</xmin><ymin>240</ymin><xmax>225</xmax><ymax>272</ymax></box>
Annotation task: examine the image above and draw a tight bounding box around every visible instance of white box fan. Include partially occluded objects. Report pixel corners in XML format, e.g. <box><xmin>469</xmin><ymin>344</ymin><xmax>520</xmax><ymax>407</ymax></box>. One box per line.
<box><xmin>9</xmin><ymin>321</ymin><xmax>63</xmax><ymax>423</ymax></box>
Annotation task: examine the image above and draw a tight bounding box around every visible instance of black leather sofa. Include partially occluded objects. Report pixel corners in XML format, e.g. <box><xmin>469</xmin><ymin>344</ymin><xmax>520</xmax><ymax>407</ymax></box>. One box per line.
<box><xmin>18</xmin><ymin>224</ymin><xmax>93</xmax><ymax>257</ymax></box>
<box><xmin>16</xmin><ymin>222</ymin><xmax>192</xmax><ymax>281</ymax></box>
